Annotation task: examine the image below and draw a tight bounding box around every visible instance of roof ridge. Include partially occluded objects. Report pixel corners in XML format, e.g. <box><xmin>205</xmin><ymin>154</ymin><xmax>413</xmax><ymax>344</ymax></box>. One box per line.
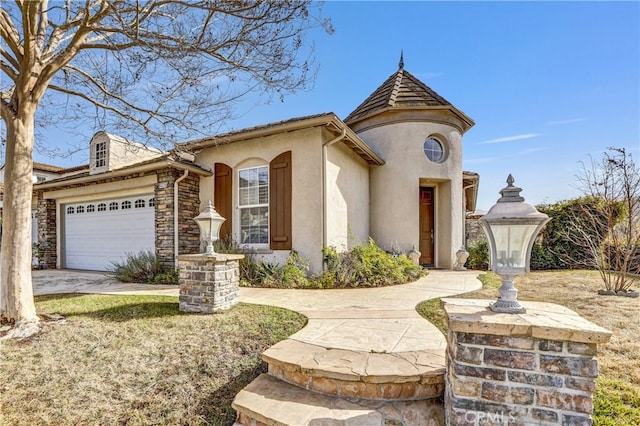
<box><xmin>388</xmin><ymin>69</ymin><xmax>403</xmax><ymax>107</ymax></box>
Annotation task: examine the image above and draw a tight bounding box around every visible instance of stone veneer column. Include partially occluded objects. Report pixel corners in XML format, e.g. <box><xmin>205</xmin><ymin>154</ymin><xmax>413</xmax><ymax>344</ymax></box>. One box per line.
<box><xmin>36</xmin><ymin>194</ymin><xmax>57</xmax><ymax>269</ymax></box>
<box><xmin>442</xmin><ymin>298</ymin><xmax>611</xmax><ymax>426</ymax></box>
<box><xmin>178</xmin><ymin>253</ymin><xmax>244</xmax><ymax>313</ymax></box>
<box><xmin>155</xmin><ymin>170</ymin><xmax>201</xmax><ymax>269</ymax></box>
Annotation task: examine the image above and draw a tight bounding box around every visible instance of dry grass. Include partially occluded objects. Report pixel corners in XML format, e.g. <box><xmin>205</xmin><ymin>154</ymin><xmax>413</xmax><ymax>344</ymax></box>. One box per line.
<box><xmin>417</xmin><ymin>270</ymin><xmax>640</xmax><ymax>425</ymax></box>
<box><xmin>0</xmin><ymin>294</ymin><xmax>306</xmax><ymax>426</ymax></box>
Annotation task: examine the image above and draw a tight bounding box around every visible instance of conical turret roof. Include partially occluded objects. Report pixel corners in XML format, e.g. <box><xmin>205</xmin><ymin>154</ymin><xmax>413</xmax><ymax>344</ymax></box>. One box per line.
<box><xmin>344</xmin><ymin>61</ymin><xmax>474</xmax><ymax>132</ymax></box>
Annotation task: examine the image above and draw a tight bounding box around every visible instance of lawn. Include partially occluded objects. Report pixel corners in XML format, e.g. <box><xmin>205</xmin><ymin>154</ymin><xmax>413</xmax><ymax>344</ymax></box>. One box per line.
<box><xmin>0</xmin><ymin>295</ymin><xmax>306</xmax><ymax>426</ymax></box>
<box><xmin>416</xmin><ymin>270</ymin><xmax>640</xmax><ymax>426</ymax></box>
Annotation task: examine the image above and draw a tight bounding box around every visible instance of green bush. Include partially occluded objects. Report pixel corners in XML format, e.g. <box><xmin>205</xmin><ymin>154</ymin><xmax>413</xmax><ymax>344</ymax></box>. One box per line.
<box><xmin>233</xmin><ymin>238</ymin><xmax>424</xmax><ymax>289</ymax></box>
<box><xmin>466</xmin><ymin>238</ymin><xmax>489</xmax><ymax>271</ymax></box>
<box><xmin>320</xmin><ymin>239</ymin><xmax>425</xmax><ymax>288</ymax></box>
<box><xmin>110</xmin><ymin>251</ymin><xmax>178</xmax><ymax>284</ymax></box>
<box><xmin>259</xmin><ymin>251</ymin><xmax>310</xmax><ymax>289</ymax></box>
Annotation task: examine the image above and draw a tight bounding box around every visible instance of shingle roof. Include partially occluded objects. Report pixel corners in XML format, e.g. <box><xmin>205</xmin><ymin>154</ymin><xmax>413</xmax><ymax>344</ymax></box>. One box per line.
<box><xmin>33</xmin><ymin>162</ymin><xmax>66</xmax><ymax>173</ymax></box>
<box><xmin>180</xmin><ymin>112</ymin><xmax>384</xmax><ymax>166</ymax></box>
<box><xmin>344</xmin><ymin>66</ymin><xmax>473</xmax><ymax>133</ymax></box>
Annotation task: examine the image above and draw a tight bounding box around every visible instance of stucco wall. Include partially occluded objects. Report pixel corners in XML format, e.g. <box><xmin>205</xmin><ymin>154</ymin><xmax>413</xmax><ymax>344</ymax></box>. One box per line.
<box><xmin>357</xmin><ymin>117</ymin><xmax>464</xmax><ymax>268</ymax></box>
<box><xmin>325</xmin><ymin>140</ymin><xmax>370</xmax><ymax>251</ymax></box>
<box><xmin>195</xmin><ymin>127</ymin><xmax>326</xmax><ymax>272</ymax></box>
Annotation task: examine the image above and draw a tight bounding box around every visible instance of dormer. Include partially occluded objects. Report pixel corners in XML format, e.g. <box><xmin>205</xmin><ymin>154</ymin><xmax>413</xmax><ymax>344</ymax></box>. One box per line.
<box><xmin>89</xmin><ymin>131</ymin><xmax>164</xmax><ymax>175</ymax></box>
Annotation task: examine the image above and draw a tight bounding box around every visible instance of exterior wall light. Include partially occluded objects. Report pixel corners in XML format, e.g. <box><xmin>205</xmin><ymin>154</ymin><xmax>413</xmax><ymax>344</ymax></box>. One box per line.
<box><xmin>194</xmin><ymin>201</ymin><xmax>226</xmax><ymax>255</ymax></box>
<box><xmin>480</xmin><ymin>175</ymin><xmax>550</xmax><ymax>313</ymax></box>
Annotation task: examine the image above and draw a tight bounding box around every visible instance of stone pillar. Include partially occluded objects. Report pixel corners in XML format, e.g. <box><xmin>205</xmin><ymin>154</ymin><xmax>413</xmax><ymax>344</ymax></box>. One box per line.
<box><xmin>178</xmin><ymin>253</ymin><xmax>244</xmax><ymax>313</ymax></box>
<box><xmin>442</xmin><ymin>298</ymin><xmax>611</xmax><ymax>426</ymax></box>
<box><xmin>37</xmin><ymin>194</ymin><xmax>57</xmax><ymax>269</ymax></box>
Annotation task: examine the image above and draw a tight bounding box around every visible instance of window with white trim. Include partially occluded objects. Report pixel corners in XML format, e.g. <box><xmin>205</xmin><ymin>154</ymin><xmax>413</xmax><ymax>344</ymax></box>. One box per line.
<box><xmin>95</xmin><ymin>141</ymin><xmax>107</xmax><ymax>168</ymax></box>
<box><xmin>238</xmin><ymin>166</ymin><xmax>269</xmax><ymax>245</ymax></box>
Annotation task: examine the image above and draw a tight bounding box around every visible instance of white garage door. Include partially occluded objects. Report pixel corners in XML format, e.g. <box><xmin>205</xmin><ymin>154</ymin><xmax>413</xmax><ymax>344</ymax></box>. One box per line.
<box><xmin>64</xmin><ymin>195</ymin><xmax>155</xmax><ymax>271</ymax></box>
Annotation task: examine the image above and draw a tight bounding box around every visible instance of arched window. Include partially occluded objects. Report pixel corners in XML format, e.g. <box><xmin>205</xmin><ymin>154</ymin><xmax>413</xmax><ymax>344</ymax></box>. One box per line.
<box><xmin>97</xmin><ymin>203</ymin><xmax>107</xmax><ymax>212</ymax></box>
<box><xmin>122</xmin><ymin>201</ymin><xmax>132</xmax><ymax>210</ymax></box>
<box><xmin>134</xmin><ymin>199</ymin><xmax>145</xmax><ymax>208</ymax></box>
<box><xmin>87</xmin><ymin>204</ymin><xmax>95</xmax><ymax>213</ymax></box>
<box><xmin>109</xmin><ymin>202</ymin><xmax>119</xmax><ymax>211</ymax></box>
<box><xmin>76</xmin><ymin>206</ymin><xmax>85</xmax><ymax>214</ymax></box>
<box><xmin>66</xmin><ymin>206</ymin><xmax>74</xmax><ymax>214</ymax></box>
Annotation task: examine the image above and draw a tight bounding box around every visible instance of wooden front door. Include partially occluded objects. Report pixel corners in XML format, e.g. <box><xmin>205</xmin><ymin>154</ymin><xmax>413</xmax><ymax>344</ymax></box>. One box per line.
<box><xmin>419</xmin><ymin>187</ymin><xmax>435</xmax><ymax>265</ymax></box>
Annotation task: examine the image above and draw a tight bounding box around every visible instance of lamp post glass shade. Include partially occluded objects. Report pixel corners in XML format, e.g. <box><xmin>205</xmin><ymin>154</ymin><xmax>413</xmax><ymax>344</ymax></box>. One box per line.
<box><xmin>194</xmin><ymin>201</ymin><xmax>226</xmax><ymax>255</ymax></box>
<box><xmin>480</xmin><ymin>175</ymin><xmax>550</xmax><ymax>313</ymax></box>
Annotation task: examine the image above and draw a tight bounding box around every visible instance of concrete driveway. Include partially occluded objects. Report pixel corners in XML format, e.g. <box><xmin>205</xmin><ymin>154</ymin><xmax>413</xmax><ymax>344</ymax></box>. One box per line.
<box><xmin>32</xmin><ymin>269</ymin><xmax>179</xmax><ymax>296</ymax></box>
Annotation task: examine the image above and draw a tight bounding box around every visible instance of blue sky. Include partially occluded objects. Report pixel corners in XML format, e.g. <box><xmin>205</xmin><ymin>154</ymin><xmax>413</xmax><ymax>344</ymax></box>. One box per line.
<box><xmin>31</xmin><ymin>1</ymin><xmax>640</xmax><ymax>210</ymax></box>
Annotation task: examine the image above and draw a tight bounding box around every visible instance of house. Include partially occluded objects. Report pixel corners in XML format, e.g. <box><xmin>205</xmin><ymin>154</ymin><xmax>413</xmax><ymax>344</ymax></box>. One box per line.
<box><xmin>32</xmin><ymin>132</ymin><xmax>210</xmax><ymax>271</ymax></box>
<box><xmin>179</xmin><ymin>61</ymin><xmax>477</xmax><ymax>272</ymax></box>
<box><xmin>30</xmin><ymin>60</ymin><xmax>478</xmax><ymax>273</ymax></box>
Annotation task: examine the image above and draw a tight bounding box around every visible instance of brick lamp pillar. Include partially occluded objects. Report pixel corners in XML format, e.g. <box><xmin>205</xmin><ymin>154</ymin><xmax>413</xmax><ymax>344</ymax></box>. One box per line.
<box><xmin>178</xmin><ymin>253</ymin><xmax>244</xmax><ymax>313</ymax></box>
<box><xmin>442</xmin><ymin>298</ymin><xmax>611</xmax><ymax>425</ymax></box>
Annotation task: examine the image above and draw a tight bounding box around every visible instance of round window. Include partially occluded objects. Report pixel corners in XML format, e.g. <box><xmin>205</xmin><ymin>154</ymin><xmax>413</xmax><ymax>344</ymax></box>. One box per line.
<box><xmin>423</xmin><ymin>137</ymin><xmax>445</xmax><ymax>163</ymax></box>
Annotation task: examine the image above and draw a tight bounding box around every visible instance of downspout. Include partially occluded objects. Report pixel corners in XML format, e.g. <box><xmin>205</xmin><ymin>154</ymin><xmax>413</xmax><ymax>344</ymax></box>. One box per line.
<box><xmin>322</xmin><ymin>128</ymin><xmax>347</xmax><ymax>256</ymax></box>
<box><xmin>174</xmin><ymin>170</ymin><xmax>189</xmax><ymax>270</ymax></box>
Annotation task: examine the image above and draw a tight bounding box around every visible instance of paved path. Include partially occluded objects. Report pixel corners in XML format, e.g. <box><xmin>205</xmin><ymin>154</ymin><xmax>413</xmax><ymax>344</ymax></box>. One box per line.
<box><xmin>33</xmin><ymin>269</ymin><xmax>482</xmax><ymax>353</ymax></box>
<box><xmin>241</xmin><ymin>270</ymin><xmax>481</xmax><ymax>352</ymax></box>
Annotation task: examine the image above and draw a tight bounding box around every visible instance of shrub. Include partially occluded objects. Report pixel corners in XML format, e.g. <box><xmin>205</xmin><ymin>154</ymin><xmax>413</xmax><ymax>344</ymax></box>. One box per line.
<box><xmin>216</xmin><ymin>237</ymin><xmax>424</xmax><ymax>289</ymax></box>
<box><xmin>259</xmin><ymin>251</ymin><xmax>310</xmax><ymax>289</ymax></box>
<box><xmin>321</xmin><ymin>239</ymin><xmax>425</xmax><ymax>288</ymax></box>
<box><xmin>466</xmin><ymin>238</ymin><xmax>489</xmax><ymax>271</ymax></box>
<box><xmin>110</xmin><ymin>251</ymin><xmax>178</xmax><ymax>284</ymax></box>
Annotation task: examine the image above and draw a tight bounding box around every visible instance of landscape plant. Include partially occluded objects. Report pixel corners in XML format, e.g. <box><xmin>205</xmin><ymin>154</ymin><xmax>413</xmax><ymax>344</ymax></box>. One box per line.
<box><xmin>218</xmin><ymin>238</ymin><xmax>425</xmax><ymax>289</ymax></box>
<box><xmin>569</xmin><ymin>148</ymin><xmax>640</xmax><ymax>293</ymax></box>
<box><xmin>465</xmin><ymin>237</ymin><xmax>489</xmax><ymax>271</ymax></box>
<box><xmin>109</xmin><ymin>251</ymin><xmax>178</xmax><ymax>285</ymax></box>
<box><xmin>319</xmin><ymin>239</ymin><xmax>425</xmax><ymax>288</ymax></box>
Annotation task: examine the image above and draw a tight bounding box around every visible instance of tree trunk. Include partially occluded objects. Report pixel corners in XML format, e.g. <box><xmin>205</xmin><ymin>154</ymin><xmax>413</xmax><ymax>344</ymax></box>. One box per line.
<box><xmin>0</xmin><ymin>104</ymin><xmax>39</xmax><ymax>336</ymax></box>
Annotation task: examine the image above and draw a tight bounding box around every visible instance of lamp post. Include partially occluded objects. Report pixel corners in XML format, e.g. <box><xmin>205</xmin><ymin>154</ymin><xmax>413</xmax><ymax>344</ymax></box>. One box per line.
<box><xmin>193</xmin><ymin>201</ymin><xmax>226</xmax><ymax>255</ymax></box>
<box><xmin>480</xmin><ymin>175</ymin><xmax>550</xmax><ymax>313</ymax></box>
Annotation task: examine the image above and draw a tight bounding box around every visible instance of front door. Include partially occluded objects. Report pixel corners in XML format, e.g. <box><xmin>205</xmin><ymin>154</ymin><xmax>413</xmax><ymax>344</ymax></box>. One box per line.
<box><xmin>419</xmin><ymin>187</ymin><xmax>435</xmax><ymax>265</ymax></box>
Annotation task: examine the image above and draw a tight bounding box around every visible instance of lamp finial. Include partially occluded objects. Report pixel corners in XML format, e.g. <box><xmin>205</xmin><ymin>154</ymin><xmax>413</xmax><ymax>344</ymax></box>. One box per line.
<box><xmin>498</xmin><ymin>174</ymin><xmax>525</xmax><ymax>203</ymax></box>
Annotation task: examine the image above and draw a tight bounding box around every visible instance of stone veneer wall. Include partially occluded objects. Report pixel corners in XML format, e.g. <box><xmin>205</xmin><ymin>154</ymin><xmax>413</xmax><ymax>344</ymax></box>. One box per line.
<box><xmin>443</xmin><ymin>299</ymin><xmax>611</xmax><ymax>426</ymax></box>
<box><xmin>178</xmin><ymin>254</ymin><xmax>244</xmax><ymax>313</ymax></box>
<box><xmin>155</xmin><ymin>169</ymin><xmax>201</xmax><ymax>268</ymax></box>
<box><xmin>465</xmin><ymin>214</ymin><xmax>485</xmax><ymax>248</ymax></box>
<box><xmin>36</xmin><ymin>195</ymin><xmax>57</xmax><ymax>269</ymax></box>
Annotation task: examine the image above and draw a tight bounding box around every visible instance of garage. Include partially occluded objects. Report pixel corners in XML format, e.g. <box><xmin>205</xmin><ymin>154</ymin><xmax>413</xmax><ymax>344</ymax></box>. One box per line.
<box><xmin>63</xmin><ymin>195</ymin><xmax>155</xmax><ymax>271</ymax></box>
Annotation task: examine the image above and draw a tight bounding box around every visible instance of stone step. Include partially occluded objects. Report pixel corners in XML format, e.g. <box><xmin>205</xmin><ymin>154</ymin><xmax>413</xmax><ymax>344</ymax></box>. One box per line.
<box><xmin>232</xmin><ymin>373</ymin><xmax>445</xmax><ymax>426</ymax></box>
<box><xmin>262</xmin><ymin>339</ymin><xmax>445</xmax><ymax>401</ymax></box>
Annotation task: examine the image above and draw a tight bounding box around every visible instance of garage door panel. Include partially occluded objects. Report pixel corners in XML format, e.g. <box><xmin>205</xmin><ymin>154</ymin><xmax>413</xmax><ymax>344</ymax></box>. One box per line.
<box><xmin>64</xmin><ymin>195</ymin><xmax>155</xmax><ymax>271</ymax></box>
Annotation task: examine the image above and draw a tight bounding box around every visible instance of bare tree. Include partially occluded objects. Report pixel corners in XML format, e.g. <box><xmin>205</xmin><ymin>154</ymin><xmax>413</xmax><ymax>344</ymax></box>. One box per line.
<box><xmin>0</xmin><ymin>0</ymin><xmax>332</xmax><ymax>337</ymax></box>
<box><xmin>571</xmin><ymin>147</ymin><xmax>640</xmax><ymax>293</ymax></box>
